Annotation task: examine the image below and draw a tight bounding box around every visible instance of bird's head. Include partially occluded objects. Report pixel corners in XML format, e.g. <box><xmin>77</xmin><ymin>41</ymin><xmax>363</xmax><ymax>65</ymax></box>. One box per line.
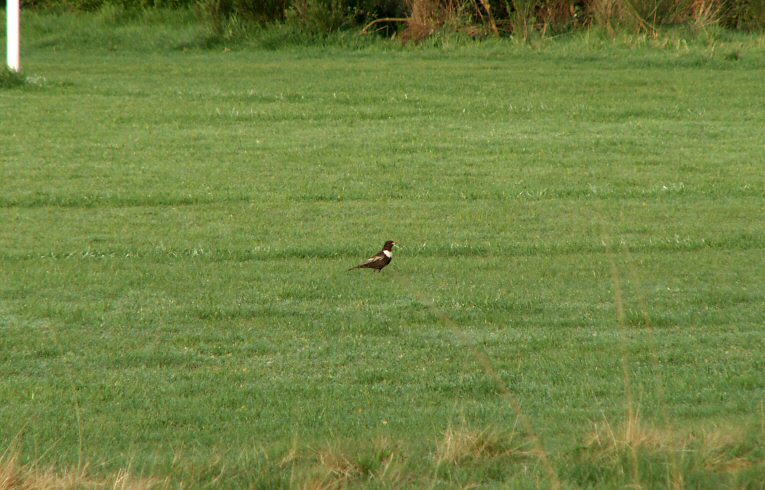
<box><xmin>383</xmin><ymin>241</ymin><xmax>396</xmax><ymax>250</ymax></box>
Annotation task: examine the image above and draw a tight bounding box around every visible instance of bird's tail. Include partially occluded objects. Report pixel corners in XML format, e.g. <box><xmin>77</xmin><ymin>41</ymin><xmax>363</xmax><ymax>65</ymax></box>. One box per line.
<box><xmin>347</xmin><ymin>265</ymin><xmax>360</xmax><ymax>271</ymax></box>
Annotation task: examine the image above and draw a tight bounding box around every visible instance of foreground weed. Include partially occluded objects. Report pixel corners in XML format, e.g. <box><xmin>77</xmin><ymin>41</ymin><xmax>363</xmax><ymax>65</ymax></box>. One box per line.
<box><xmin>0</xmin><ymin>67</ymin><xmax>26</xmax><ymax>89</ymax></box>
<box><xmin>0</xmin><ymin>451</ymin><xmax>166</xmax><ymax>490</ymax></box>
<box><xmin>571</xmin><ymin>417</ymin><xmax>765</xmax><ymax>488</ymax></box>
<box><xmin>293</xmin><ymin>438</ymin><xmax>403</xmax><ymax>489</ymax></box>
<box><xmin>414</xmin><ymin>294</ymin><xmax>562</xmax><ymax>488</ymax></box>
<box><xmin>435</xmin><ymin>424</ymin><xmax>529</xmax><ymax>466</ymax></box>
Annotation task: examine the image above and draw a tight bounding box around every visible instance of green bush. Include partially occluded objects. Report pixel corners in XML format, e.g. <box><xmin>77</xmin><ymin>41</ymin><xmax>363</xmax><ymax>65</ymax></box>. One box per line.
<box><xmin>346</xmin><ymin>0</ymin><xmax>407</xmax><ymax>20</ymax></box>
<box><xmin>10</xmin><ymin>0</ymin><xmax>765</xmax><ymax>32</ymax></box>
<box><xmin>19</xmin><ymin>0</ymin><xmax>196</xmax><ymax>10</ymax></box>
<box><xmin>285</xmin><ymin>0</ymin><xmax>353</xmax><ymax>34</ymax></box>
<box><xmin>0</xmin><ymin>67</ymin><xmax>27</xmax><ymax>89</ymax></box>
<box><xmin>722</xmin><ymin>0</ymin><xmax>765</xmax><ymax>30</ymax></box>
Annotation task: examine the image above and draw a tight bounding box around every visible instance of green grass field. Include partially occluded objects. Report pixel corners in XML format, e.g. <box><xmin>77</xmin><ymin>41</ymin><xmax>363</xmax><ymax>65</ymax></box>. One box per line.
<box><xmin>1</xmin><ymin>12</ymin><xmax>765</xmax><ymax>488</ymax></box>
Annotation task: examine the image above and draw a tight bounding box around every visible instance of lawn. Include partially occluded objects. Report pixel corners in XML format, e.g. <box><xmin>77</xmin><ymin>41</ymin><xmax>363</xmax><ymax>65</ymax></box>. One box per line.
<box><xmin>1</xmin><ymin>14</ymin><xmax>765</xmax><ymax>487</ymax></box>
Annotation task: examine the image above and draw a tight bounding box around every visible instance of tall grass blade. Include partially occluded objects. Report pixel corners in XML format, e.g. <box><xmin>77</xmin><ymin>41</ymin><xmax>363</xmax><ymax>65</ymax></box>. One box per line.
<box><xmin>413</xmin><ymin>292</ymin><xmax>562</xmax><ymax>490</ymax></box>
<box><xmin>602</xmin><ymin>233</ymin><xmax>641</xmax><ymax>488</ymax></box>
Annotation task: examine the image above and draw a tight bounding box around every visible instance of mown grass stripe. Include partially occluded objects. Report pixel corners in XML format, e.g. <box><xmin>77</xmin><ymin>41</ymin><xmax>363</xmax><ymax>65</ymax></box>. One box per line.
<box><xmin>0</xmin><ymin>186</ymin><xmax>762</xmax><ymax>209</ymax></box>
<box><xmin>1</xmin><ymin>233</ymin><xmax>762</xmax><ymax>263</ymax></box>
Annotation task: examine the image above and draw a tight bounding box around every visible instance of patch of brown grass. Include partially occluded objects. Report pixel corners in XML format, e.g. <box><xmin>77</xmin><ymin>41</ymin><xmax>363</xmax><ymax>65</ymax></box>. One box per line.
<box><xmin>400</xmin><ymin>20</ymin><xmax>438</xmax><ymax>42</ymax></box>
<box><xmin>309</xmin><ymin>449</ymin><xmax>363</xmax><ymax>488</ymax></box>
<box><xmin>690</xmin><ymin>0</ymin><xmax>722</xmax><ymax>30</ymax></box>
<box><xmin>0</xmin><ymin>453</ymin><xmax>165</xmax><ymax>490</ymax></box>
<box><xmin>588</xmin><ymin>0</ymin><xmax>724</xmax><ymax>35</ymax></box>
<box><xmin>434</xmin><ymin>425</ymin><xmax>528</xmax><ymax>466</ymax></box>
<box><xmin>360</xmin><ymin>0</ymin><xmax>497</xmax><ymax>43</ymax></box>
<box><xmin>583</xmin><ymin>409</ymin><xmax>671</xmax><ymax>456</ymax></box>
<box><xmin>293</xmin><ymin>438</ymin><xmax>403</xmax><ymax>490</ymax></box>
<box><xmin>580</xmin><ymin>413</ymin><xmax>762</xmax><ymax>486</ymax></box>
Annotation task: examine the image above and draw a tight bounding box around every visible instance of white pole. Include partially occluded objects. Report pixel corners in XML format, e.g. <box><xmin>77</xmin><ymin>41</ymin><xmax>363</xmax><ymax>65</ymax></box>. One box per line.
<box><xmin>7</xmin><ymin>0</ymin><xmax>21</xmax><ymax>72</ymax></box>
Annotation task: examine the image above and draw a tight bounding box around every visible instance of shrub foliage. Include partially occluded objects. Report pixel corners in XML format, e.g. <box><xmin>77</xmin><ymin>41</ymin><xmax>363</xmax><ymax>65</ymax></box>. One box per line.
<box><xmin>12</xmin><ymin>0</ymin><xmax>765</xmax><ymax>38</ymax></box>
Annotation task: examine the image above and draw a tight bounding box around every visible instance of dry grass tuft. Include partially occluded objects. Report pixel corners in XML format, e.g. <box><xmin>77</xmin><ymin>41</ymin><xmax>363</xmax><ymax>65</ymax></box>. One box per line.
<box><xmin>695</xmin><ymin>430</ymin><xmax>754</xmax><ymax>474</ymax></box>
<box><xmin>362</xmin><ymin>0</ymin><xmax>497</xmax><ymax>43</ymax></box>
<box><xmin>578</xmin><ymin>414</ymin><xmax>764</xmax><ymax>487</ymax></box>
<box><xmin>1</xmin><ymin>454</ymin><xmax>90</xmax><ymax>490</ymax></box>
<box><xmin>690</xmin><ymin>0</ymin><xmax>722</xmax><ymax>30</ymax></box>
<box><xmin>400</xmin><ymin>20</ymin><xmax>438</xmax><ymax>42</ymax></box>
<box><xmin>583</xmin><ymin>409</ymin><xmax>670</xmax><ymax>456</ymax></box>
<box><xmin>588</xmin><ymin>0</ymin><xmax>724</xmax><ymax>35</ymax></box>
<box><xmin>401</xmin><ymin>0</ymin><xmax>456</xmax><ymax>42</ymax></box>
<box><xmin>435</xmin><ymin>425</ymin><xmax>527</xmax><ymax>466</ymax></box>
<box><xmin>0</xmin><ymin>452</ymin><xmax>166</xmax><ymax>490</ymax></box>
<box><xmin>279</xmin><ymin>445</ymin><xmax>301</xmax><ymax>469</ymax></box>
<box><xmin>294</xmin><ymin>438</ymin><xmax>402</xmax><ymax>489</ymax></box>
<box><xmin>312</xmin><ymin>448</ymin><xmax>363</xmax><ymax>487</ymax></box>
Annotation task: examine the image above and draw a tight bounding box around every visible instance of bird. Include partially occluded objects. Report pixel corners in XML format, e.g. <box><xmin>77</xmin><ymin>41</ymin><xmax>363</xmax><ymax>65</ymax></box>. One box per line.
<box><xmin>348</xmin><ymin>241</ymin><xmax>397</xmax><ymax>272</ymax></box>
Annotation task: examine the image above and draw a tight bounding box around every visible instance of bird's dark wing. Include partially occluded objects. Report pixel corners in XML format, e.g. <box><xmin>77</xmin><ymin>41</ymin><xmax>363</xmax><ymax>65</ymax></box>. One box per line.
<box><xmin>348</xmin><ymin>247</ymin><xmax>393</xmax><ymax>271</ymax></box>
<box><xmin>358</xmin><ymin>252</ymin><xmax>387</xmax><ymax>268</ymax></box>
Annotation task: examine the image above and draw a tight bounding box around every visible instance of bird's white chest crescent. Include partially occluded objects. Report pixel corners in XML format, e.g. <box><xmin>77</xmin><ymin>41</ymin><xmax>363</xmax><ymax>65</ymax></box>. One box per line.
<box><xmin>383</xmin><ymin>250</ymin><xmax>393</xmax><ymax>258</ymax></box>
